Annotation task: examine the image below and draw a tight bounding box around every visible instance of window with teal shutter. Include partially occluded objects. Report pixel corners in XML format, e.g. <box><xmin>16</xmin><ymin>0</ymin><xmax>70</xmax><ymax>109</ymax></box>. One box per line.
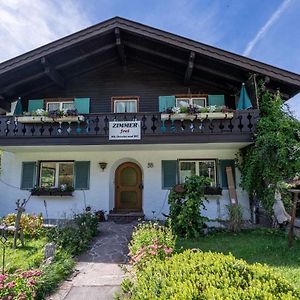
<box><xmin>208</xmin><ymin>95</ymin><xmax>225</xmax><ymax>106</ymax></box>
<box><xmin>21</xmin><ymin>162</ymin><xmax>36</xmax><ymax>190</ymax></box>
<box><xmin>219</xmin><ymin>160</ymin><xmax>236</xmax><ymax>188</ymax></box>
<box><xmin>159</xmin><ymin>96</ymin><xmax>176</xmax><ymax>112</ymax></box>
<box><xmin>28</xmin><ymin>99</ymin><xmax>44</xmax><ymax>113</ymax></box>
<box><xmin>74</xmin><ymin>161</ymin><xmax>90</xmax><ymax>189</ymax></box>
<box><xmin>162</xmin><ymin>160</ymin><xmax>178</xmax><ymax>189</ymax></box>
<box><xmin>74</xmin><ymin>98</ymin><xmax>90</xmax><ymax>114</ymax></box>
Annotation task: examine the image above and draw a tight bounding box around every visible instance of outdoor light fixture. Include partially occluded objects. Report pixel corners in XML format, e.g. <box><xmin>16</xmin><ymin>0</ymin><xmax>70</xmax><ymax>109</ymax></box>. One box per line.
<box><xmin>99</xmin><ymin>162</ymin><xmax>107</xmax><ymax>171</ymax></box>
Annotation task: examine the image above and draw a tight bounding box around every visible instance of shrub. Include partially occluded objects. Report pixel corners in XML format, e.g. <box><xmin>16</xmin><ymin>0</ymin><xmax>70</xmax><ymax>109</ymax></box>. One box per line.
<box><xmin>122</xmin><ymin>250</ymin><xmax>300</xmax><ymax>299</ymax></box>
<box><xmin>168</xmin><ymin>175</ymin><xmax>210</xmax><ymax>238</ymax></box>
<box><xmin>128</xmin><ymin>222</ymin><xmax>175</xmax><ymax>268</ymax></box>
<box><xmin>227</xmin><ymin>203</ymin><xmax>243</xmax><ymax>232</ymax></box>
<box><xmin>0</xmin><ymin>269</ymin><xmax>42</xmax><ymax>300</ymax></box>
<box><xmin>2</xmin><ymin>213</ymin><xmax>43</xmax><ymax>237</ymax></box>
<box><xmin>46</xmin><ymin>212</ymin><xmax>98</xmax><ymax>256</ymax></box>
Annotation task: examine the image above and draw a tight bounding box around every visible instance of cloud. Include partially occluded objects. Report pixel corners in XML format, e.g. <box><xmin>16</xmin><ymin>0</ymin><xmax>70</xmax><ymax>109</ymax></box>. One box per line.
<box><xmin>0</xmin><ymin>0</ymin><xmax>91</xmax><ymax>62</ymax></box>
<box><xmin>243</xmin><ymin>0</ymin><xmax>292</xmax><ymax>56</ymax></box>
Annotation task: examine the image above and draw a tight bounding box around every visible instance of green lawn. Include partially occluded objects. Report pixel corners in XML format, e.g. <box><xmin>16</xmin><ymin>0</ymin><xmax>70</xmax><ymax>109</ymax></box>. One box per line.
<box><xmin>1</xmin><ymin>236</ymin><xmax>47</xmax><ymax>273</ymax></box>
<box><xmin>176</xmin><ymin>228</ymin><xmax>300</xmax><ymax>289</ymax></box>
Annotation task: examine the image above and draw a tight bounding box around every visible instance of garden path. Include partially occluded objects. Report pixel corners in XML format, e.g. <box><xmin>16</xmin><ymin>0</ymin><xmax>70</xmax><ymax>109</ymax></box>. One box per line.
<box><xmin>47</xmin><ymin>221</ymin><xmax>135</xmax><ymax>300</ymax></box>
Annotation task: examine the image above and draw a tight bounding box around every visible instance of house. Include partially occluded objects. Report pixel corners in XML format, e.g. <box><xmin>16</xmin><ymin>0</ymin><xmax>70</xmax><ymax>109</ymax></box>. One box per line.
<box><xmin>0</xmin><ymin>17</ymin><xmax>300</xmax><ymax>222</ymax></box>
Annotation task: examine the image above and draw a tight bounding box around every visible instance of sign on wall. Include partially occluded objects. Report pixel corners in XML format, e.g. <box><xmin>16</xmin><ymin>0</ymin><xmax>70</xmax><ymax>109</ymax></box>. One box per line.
<box><xmin>109</xmin><ymin>121</ymin><xmax>141</xmax><ymax>140</ymax></box>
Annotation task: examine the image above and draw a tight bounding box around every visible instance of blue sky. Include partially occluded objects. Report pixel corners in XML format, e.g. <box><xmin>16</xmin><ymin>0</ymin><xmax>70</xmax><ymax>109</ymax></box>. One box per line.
<box><xmin>0</xmin><ymin>0</ymin><xmax>299</xmax><ymax>118</ymax></box>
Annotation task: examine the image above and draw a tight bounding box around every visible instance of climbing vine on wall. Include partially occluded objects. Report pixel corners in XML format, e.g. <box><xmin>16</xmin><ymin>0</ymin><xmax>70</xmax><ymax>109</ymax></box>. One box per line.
<box><xmin>238</xmin><ymin>85</ymin><xmax>300</xmax><ymax>212</ymax></box>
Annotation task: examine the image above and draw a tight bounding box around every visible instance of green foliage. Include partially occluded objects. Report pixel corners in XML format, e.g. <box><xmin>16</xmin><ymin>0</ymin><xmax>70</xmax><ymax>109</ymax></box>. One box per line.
<box><xmin>35</xmin><ymin>251</ymin><xmax>75</xmax><ymax>299</ymax></box>
<box><xmin>238</xmin><ymin>87</ymin><xmax>300</xmax><ymax>211</ymax></box>
<box><xmin>168</xmin><ymin>175</ymin><xmax>210</xmax><ymax>238</ymax></box>
<box><xmin>128</xmin><ymin>222</ymin><xmax>176</xmax><ymax>268</ymax></box>
<box><xmin>226</xmin><ymin>204</ymin><xmax>243</xmax><ymax>232</ymax></box>
<box><xmin>2</xmin><ymin>213</ymin><xmax>44</xmax><ymax>237</ymax></box>
<box><xmin>122</xmin><ymin>249</ymin><xmax>300</xmax><ymax>299</ymax></box>
<box><xmin>46</xmin><ymin>212</ymin><xmax>98</xmax><ymax>256</ymax></box>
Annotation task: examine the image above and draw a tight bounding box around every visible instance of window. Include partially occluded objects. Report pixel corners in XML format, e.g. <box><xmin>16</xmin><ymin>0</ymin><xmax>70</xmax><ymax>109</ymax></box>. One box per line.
<box><xmin>39</xmin><ymin>162</ymin><xmax>74</xmax><ymax>188</ymax></box>
<box><xmin>47</xmin><ymin>101</ymin><xmax>75</xmax><ymax>112</ymax></box>
<box><xmin>179</xmin><ymin>160</ymin><xmax>216</xmax><ymax>186</ymax></box>
<box><xmin>176</xmin><ymin>97</ymin><xmax>207</xmax><ymax>108</ymax></box>
<box><xmin>112</xmin><ymin>97</ymin><xmax>138</xmax><ymax>113</ymax></box>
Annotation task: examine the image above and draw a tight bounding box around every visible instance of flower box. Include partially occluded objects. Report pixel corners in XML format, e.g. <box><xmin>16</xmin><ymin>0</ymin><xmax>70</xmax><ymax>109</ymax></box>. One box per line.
<box><xmin>31</xmin><ymin>190</ymin><xmax>73</xmax><ymax>196</ymax></box>
<box><xmin>16</xmin><ymin>115</ymin><xmax>85</xmax><ymax>124</ymax></box>
<box><xmin>161</xmin><ymin>112</ymin><xmax>234</xmax><ymax>121</ymax></box>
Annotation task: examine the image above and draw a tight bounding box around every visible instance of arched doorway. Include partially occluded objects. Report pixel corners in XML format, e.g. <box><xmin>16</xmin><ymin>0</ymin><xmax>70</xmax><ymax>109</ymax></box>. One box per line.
<box><xmin>115</xmin><ymin>162</ymin><xmax>143</xmax><ymax>212</ymax></box>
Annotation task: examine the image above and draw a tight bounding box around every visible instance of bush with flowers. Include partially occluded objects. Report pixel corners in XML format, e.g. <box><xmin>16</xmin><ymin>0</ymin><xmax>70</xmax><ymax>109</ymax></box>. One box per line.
<box><xmin>0</xmin><ymin>269</ymin><xmax>42</xmax><ymax>300</ymax></box>
<box><xmin>128</xmin><ymin>222</ymin><xmax>176</xmax><ymax>268</ymax></box>
<box><xmin>2</xmin><ymin>213</ymin><xmax>43</xmax><ymax>237</ymax></box>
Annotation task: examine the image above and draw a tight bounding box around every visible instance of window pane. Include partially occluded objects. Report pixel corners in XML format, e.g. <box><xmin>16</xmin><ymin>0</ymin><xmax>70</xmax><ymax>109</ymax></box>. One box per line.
<box><xmin>125</xmin><ymin>101</ymin><xmax>137</xmax><ymax>113</ymax></box>
<box><xmin>115</xmin><ymin>100</ymin><xmax>137</xmax><ymax>113</ymax></box>
<box><xmin>192</xmin><ymin>98</ymin><xmax>206</xmax><ymax>107</ymax></box>
<box><xmin>115</xmin><ymin>101</ymin><xmax>126</xmax><ymax>113</ymax></box>
<box><xmin>179</xmin><ymin>161</ymin><xmax>196</xmax><ymax>183</ymax></box>
<box><xmin>199</xmin><ymin>161</ymin><xmax>216</xmax><ymax>186</ymax></box>
<box><xmin>40</xmin><ymin>163</ymin><xmax>56</xmax><ymax>188</ymax></box>
<box><xmin>48</xmin><ymin>103</ymin><xmax>60</xmax><ymax>112</ymax></box>
<box><xmin>62</xmin><ymin>102</ymin><xmax>75</xmax><ymax>110</ymax></box>
<box><xmin>58</xmin><ymin>163</ymin><xmax>74</xmax><ymax>188</ymax></box>
<box><xmin>176</xmin><ymin>99</ymin><xmax>190</xmax><ymax>107</ymax></box>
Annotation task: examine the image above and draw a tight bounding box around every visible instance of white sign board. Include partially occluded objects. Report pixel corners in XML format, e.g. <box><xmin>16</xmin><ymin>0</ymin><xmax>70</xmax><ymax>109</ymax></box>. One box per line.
<box><xmin>109</xmin><ymin>121</ymin><xmax>141</xmax><ymax>140</ymax></box>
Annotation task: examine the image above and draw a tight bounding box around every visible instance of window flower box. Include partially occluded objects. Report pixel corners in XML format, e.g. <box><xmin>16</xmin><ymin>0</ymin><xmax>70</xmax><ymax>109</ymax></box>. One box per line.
<box><xmin>31</xmin><ymin>187</ymin><xmax>74</xmax><ymax>196</ymax></box>
<box><xmin>16</xmin><ymin>115</ymin><xmax>85</xmax><ymax>124</ymax></box>
<box><xmin>161</xmin><ymin>112</ymin><xmax>234</xmax><ymax>121</ymax></box>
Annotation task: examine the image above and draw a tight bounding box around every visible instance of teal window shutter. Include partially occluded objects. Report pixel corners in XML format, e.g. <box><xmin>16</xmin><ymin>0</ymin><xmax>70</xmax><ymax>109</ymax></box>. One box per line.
<box><xmin>21</xmin><ymin>162</ymin><xmax>36</xmax><ymax>190</ymax></box>
<box><xmin>74</xmin><ymin>98</ymin><xmax>90</xmax><ymax>114</ymax></box>
<box><xmin>74</xmin><ymin>161</ymin><xmax>90</xmax><ymax>190</ymax></box>
<box><xmin>28</xmin><ymin>99</ymin><xmax>44</xmax><ymax>113</ymax></box>
<box><xmin>162</xmin><ymin>160</ymin><xmax>177</xmax><ymax>189</ymax></box>
<box><xmin>208</xmin><ymin>95</ymin><xmax>225</xmax><ymax>106</ymax></box>
<box><xmin>219</xmin><ymin>160</ymin><xmax>236</xmax><ymax>188</ymax></box>
<box><xmin>159</xmin><ymin>96</ymin><xmax>175</xmax><ymax>112</ymax></box>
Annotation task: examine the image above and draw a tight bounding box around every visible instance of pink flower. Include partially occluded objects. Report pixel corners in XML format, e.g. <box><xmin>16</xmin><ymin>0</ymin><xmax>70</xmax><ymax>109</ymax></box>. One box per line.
<box><xmin>149</xmin><ymin>250</ymin><xmax>157</xmax><ymax>255</ymax></box>
<box><xmin>0</xmin><ymin>274</ymin><xmax>7</xmax><ymax>283</ymax></box>
<box><xmin>6</xmin><ymin>281</ymin><xmax>16</xmax><ymax>288</ymax></box>
<box><xmin>164</xmin><ymin>247</ymin><xmax>173</xmax><ymax>254</ymax></box>
<box><xmin>149</xmin><ymin>244</ymin><xmax>158</xmax><ymax>249</ymax></box>
<box><xmin>18</xmin><ymin>292</ymin><xmax>27</xmax><ymax>300</ymax></box>
<box><xmin>28</xmin><ymin>279</ymin><xmax>37</xmax><ymax>286</ymax></box>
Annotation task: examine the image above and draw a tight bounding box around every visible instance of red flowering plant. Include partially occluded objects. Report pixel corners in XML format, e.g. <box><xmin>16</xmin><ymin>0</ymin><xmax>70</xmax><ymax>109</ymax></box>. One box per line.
<box><xmin>128</xmin><ymin>222</ymin><xmax>176</xmax><ymax>269</ymax></box>
<box><xmin>0</xmin><ymin>269</ymin><xmax>42</xmax><ymax>300</ymax></box>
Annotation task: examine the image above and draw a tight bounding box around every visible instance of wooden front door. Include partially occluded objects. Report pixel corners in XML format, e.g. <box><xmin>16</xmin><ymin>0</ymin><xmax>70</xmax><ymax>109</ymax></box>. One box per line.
<box><xmin>115</xmin><ymin>162</ymin><xmax>142</xmax><ymax>212</ymax></box>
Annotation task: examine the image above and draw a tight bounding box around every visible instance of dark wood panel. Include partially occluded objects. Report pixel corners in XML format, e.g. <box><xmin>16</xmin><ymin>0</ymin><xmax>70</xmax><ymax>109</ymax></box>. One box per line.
<box><xmin>26</xmin><ymin>60</ymin><xmax>236</xmax><ymax>113</ymax></box>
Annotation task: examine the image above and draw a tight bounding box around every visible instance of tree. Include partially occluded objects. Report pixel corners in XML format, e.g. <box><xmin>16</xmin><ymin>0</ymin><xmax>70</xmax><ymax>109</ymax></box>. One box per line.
<box><xmin>238</xmin><ymin>87</ymin><xmax>300</xmax><ymax>212</ymax></box>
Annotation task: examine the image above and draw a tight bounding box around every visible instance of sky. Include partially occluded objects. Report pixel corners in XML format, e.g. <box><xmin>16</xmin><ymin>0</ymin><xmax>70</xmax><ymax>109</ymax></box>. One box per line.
<box><xmin>0</xmin><ymin>0</ymin><xmax>299</xmax><ymax>118</ymax></box>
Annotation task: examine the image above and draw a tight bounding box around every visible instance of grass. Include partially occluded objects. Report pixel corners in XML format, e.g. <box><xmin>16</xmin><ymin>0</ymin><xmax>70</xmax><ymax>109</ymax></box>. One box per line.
<box><xmin>1</xmin><ymin>235</ymin><xmax>47</xmax><ymax>272</ymax></box>
<box><xmin>176</xmin><ymin>228</ymin><xmax>300</xmax><ymax>289</ymax></box>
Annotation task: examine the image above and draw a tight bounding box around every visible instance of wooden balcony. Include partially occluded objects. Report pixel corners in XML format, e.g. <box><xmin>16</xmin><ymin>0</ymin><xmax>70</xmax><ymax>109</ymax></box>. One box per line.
<box><xmin>0</xmin><ymin>110</ymin><xmax>259</xmax><ymax>146</ymax></box>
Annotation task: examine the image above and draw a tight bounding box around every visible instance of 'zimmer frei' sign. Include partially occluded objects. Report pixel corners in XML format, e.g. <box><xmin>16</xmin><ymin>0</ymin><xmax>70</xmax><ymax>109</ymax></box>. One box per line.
<box><xmin>109</xmin><ymin>121</ymin><xmax>141</xmax><ymax>140</ymax></box>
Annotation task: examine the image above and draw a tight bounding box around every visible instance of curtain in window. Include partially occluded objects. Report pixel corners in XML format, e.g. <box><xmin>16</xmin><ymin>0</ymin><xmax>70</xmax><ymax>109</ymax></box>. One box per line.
<box><xmin>116</xmin><ymin>102</ymin><xmax>126</xmax><ymax>113</ymax></box>
<box><xmin>126</xmin><ymin>101</ymin><xmax>136</xmax><ymax>112</ymax></box>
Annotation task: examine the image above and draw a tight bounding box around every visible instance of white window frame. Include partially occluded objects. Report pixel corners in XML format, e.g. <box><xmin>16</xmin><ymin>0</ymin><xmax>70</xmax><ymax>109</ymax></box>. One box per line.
<box><xmin>46</xmin><ymin>101</ymin><xmax>74</xmax><ymax>112</ymax></box>
<box><xmin>113</xmin><ymin>99</ymin><xmax>138</xmax><ymax>113</ymax></box>
<box><xmin>39</xmin><ymin>161</ymin><xmax>74</xmax><ymax>188</ymax></box>
<box><xmin>176</xmin><ymin>97</ymin><xmax>207</xmax><ymax>107</ymax></box>
<box><xmin>178</xmin><ymin>159</ymin><xmax>217</xmax><ymax>186</ymax></box>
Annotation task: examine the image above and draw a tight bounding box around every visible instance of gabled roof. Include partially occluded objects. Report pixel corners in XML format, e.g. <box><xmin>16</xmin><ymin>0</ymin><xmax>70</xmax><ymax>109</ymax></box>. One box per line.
<box><xmin>0</xmin><ymin>16</ymin><xmax>300</xmax><ymax>105</ymax></box>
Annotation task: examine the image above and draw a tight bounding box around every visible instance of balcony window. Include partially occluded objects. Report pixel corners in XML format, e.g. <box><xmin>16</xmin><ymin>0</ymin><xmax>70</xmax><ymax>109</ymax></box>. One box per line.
<box><xmin>112</xmin><ymin>97</ymin><xmax>138</xmax><ymax>113</ymax></box>
<box><xmin>40</xmin><ymin>162</ymin><xmax>74</xmax><ymax>188</ymax></box>
<box><xmin>47</xmin><ymin>101</ymin><xmax>75</xmax><ymax>112</ymax></box>
<box><xmin>179</xmin><ymin>159</ymin><xmax>216</xmax><ymax>186</ymax></box>
<box><xmin>176</xmin><ymin>97</ymin><xmax>207</xmax><ymax>108</ymax></box>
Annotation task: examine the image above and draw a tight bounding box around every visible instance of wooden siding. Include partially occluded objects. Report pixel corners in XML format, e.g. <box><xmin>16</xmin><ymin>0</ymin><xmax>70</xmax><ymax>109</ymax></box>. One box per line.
<box><xmin>26</xmin><ymin>60</ymin><xmax>236</xmax><ymax>113</ymax></box>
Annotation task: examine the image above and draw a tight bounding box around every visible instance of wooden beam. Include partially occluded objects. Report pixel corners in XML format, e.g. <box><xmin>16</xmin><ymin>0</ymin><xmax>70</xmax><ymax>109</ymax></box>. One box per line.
<box><xmin>115</xmin><ymin>28</ymin><xmax>126</xmax><ymax>65</ymax></box>
<box><xmin>184</xmin><ymin>51</ymin><xmax>195</xmax><ymax>85</ymax></box>
<box><xmin>41</xmin><ymin>57</ymin><xmax>65</xmax><ymax>88</ymax></box>
<box><xmin>0</xmin><ymin>95</ymin><xmax>12</xmax><ymax>111</ymax></box>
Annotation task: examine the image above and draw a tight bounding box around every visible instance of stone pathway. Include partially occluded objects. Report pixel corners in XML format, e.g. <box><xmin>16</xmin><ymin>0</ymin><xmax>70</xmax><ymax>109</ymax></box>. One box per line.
<box><xmin>47</xmin><ymin>221</ymin><xmax>136</xmax><ymax>300</ymax></box>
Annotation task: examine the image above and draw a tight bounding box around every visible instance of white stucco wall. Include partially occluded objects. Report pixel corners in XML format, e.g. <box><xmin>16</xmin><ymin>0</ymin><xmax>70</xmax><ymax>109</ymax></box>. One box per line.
<box><xmin>0</xmin><ymin>144</ymin><xmax>251</xmax><ymax>221</ymax></box>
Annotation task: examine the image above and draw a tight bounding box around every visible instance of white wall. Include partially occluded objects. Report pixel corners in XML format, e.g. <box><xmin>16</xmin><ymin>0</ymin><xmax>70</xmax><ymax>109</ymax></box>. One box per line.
<box><xmin>0</xmin><ymin>145</ymin><xmax>250</xmax><ymax>220</ymax></box>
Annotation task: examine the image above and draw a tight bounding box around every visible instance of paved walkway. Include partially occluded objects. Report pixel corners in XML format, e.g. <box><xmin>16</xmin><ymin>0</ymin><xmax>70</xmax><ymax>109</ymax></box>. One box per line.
<box><xmin>47</xmin><ymin>222</ymin><xmax>135</xmax><ymax>300</ymax></box>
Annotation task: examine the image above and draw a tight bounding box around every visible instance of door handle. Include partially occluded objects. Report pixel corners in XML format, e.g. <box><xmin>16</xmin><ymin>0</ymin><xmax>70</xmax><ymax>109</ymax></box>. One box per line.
<box><xmin>139</xmin><ymin>183</ymin><xmax>144</xmax><ymax>189</ymax></box>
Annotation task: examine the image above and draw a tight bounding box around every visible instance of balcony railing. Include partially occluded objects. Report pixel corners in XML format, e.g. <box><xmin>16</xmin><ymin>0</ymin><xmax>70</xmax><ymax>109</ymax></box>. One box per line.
<box><xmin>0</xmin><ymin>110</ymin><xmax>259</xmax><ymax>146</ymax></box>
